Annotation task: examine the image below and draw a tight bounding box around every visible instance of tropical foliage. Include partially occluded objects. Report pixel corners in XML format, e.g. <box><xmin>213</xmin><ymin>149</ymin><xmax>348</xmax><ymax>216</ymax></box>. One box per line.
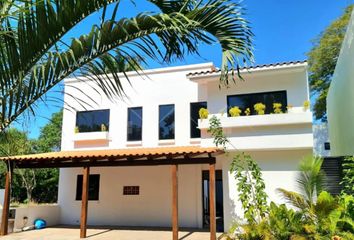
<box><xmin>208</xmin><ymin>116</ymin><xmax>268</xmax><ymax>224</ymax></box>
<box><xmin>221</xmin><ymin>156</ymin><xmax>354</xmax><ymax>240</ymax></box>
<box><xmin>341</xmin><ymin>156</ymin><xmax>354</xmax><ymax>196</ymax></box>
<box><xmin>0</xmin><ymin>110</ymin><xmax>62</xmax><ymax>203</ymax></box>
<box><xmin>307</xmin><ymin>4</ymin><xmax>353</xmax><ymax>121</ymax></box>
<box><xmin>0</xmin><ymin>0</ymin><xmax>253</xmax><ymax>133</ymax></box>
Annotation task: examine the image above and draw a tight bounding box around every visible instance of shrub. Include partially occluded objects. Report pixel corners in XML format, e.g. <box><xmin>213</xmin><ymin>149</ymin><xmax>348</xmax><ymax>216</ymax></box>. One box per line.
<box><xmin>229</xmin><ymin>106</ymin><xmax>242</xmax><ymax>117</ymax></box>
<box><xmin>199</xmin><ymin>108</ymin><xmax>208</xmax><ymax>119</ymax></box>
<box><xmin>273</xmin><ymin>103</ymin><xmax>283</xmax><ymax>114</ymax></box>
<box><xmin>101</xmin><ymin>124</ymin><xmax>107</xmax><ymax>132</ymax></box>
<box><xmin>244</xmin><ymin>108</ymin><xmax>251</xmax><ymax>116</ymax></box>
<box><xmin>254</xmin><ymin>102</ymin><xmax>266</xmax><ymax>115</ymax></box>
<box><xmin>341</xmin><ymin>156</ymin><xmax>354</xmax><ymax>196</ymax></box>
<box><xmin>303</xmin><ymin>100</ymin><xmax>310</xmax><ymax>111</ymax></box>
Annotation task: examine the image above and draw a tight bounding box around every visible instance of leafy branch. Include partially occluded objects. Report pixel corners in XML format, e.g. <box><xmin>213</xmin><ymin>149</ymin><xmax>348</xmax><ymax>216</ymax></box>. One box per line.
<box><xmin>207</xmin><ymin>115</ymin><xmax>268</xmax><ymax>223</ymax></box>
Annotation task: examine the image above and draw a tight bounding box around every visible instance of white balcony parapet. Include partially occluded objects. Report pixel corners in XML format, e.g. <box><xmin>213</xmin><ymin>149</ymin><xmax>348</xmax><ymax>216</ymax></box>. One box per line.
<box><xmin>198</xmin><ymin>109</ymin><xmax>312</xmax><ymax>129</ymax></box>
<box><xmin>73</xmin><ymin>131</ymin><xmax>110</xmax><ymax>141</ymax></box>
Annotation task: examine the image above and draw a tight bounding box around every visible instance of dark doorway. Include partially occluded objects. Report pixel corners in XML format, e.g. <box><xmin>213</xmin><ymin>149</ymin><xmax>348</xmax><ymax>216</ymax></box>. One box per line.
<box><xmin>202</xmin><ymin>170</ymin><xmax>224</xmax><ymax>232</ymax></box>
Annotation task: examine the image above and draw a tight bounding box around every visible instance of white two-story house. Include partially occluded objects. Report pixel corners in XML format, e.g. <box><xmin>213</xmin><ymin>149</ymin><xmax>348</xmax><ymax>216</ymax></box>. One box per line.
<box><xmin>56</xmin><ymin>60</ymin><xmax>312</xmax><ymax>234</ymax></box>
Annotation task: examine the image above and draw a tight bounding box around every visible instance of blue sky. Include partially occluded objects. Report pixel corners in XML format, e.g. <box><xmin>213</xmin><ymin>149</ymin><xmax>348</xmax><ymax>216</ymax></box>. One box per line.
<box><xmin>15</xmin><ymin>0</ymin><xmax>354</xmax><ymax>138</ymax></box>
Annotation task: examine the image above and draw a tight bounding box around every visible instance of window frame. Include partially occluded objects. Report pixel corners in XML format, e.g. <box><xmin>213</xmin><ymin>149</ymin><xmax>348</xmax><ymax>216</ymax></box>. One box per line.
<box><xmin>158</xmin><ymin>104</ymin><xmax>175</xmax><ymax>140</ymax></box>
<box><xmin>75</xmin><ymin>174</ymin><xmax>100</xmax><ymax>201</ymax></box>
<box><xmin>227</xmin><ymin>90</ymin><xmax>287</xmax><ymax>116</ymax></box>
<box><xmin>127</xmin><ymin>107</ymin><xmax>143</xmax><ymax>141</ymax></box>
<box><xmin>190</xmin><ymin>101</ymin><xmax>207</xmax><ymax>139</ymax></box>
<box><xmin>75</xmin><ymin>109</ymin><xmax>110</xmax><ymax>133</ymax></box>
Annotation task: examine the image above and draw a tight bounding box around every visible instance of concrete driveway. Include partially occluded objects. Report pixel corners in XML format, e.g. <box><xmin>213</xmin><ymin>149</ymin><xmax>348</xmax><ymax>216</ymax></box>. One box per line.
<box><xmin>1</xmin><ymin>226</ymin><xmax>221</xmax><ymax>240</ymax></box>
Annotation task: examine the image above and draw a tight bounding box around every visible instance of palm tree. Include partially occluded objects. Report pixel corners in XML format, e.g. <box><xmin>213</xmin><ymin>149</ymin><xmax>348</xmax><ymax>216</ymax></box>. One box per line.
<box><xmin>0</xmin><ymin>0</ymin><xmax>253</xmax><ymax>131</ymax></box>
<box><xmin>278</xmin><ymin>156</ymin><xmax>325</xmax><ymax>210</ymax></box>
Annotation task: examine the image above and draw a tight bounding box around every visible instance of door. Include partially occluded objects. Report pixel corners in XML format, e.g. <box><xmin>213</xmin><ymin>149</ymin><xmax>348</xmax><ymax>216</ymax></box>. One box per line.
<box><xmin>202</xmin><ymin>170</ymin><xmax>224</xmax><ymax>232</ymax></box>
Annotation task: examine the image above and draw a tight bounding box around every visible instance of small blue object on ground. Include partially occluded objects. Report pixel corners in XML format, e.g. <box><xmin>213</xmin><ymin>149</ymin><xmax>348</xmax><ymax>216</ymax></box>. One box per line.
<box><xmin>34</xmin><ymin>219</ymin><xmax>46</xmax><ymax>229</ymax></box>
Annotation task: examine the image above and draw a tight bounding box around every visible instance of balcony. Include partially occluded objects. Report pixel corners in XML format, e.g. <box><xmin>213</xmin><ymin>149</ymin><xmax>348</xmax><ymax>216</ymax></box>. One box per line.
<box><xmin>198</xmin><ymin>108</ymin><xmax>312</xmax><ymax>130</ymax></box>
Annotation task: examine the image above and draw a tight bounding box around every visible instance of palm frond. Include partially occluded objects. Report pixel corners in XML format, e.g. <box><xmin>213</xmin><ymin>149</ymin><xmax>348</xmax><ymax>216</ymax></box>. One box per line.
<box><xmin>277</xmin><ymin>188</ymin><xmax>309</xmax><ymax>210</ymax></box>
<box><xmin>297</xmin><ymin>156</ymin><xmax>325</xmax><ymax>203</ymax></box>
<box><xmin>0</xmin><ymin>0</ymin><xmax>253</xmax><ymax>131</ymax></box>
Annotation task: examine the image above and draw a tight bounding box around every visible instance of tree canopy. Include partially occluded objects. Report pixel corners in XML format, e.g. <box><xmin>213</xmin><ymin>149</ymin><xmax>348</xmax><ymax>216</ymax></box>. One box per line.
<box><xmin>307</xmin><ymin>5</ymin><xmax>354</xmax><ymax>121</ymax></box>
<box><xmin>0</xmin><ymin>109</ymin><xmax>63</xmax><ymax>203</ymax></box>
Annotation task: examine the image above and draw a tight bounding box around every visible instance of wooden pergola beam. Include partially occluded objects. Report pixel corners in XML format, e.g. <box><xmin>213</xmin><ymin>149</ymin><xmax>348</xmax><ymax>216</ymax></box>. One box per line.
<box><xmin>171</xmin><ymin>164</ymin><xmax>178</xmax><ymax>240</ymax></box>
<box><xmin>15</xmin><ymin>157</ymin><xmax>216</xmax><ymax>169</ymax></box>
<box><xmin>209</xmin><ymin>162</ymin><xmax>216</xmax><ymax>240</ymax></box>
<box><xmin>80</xmin><ymin>167</ymin><xmax>90</xmax><ymax>238</ymax></box>
<box><xmin>0</xmin><ymin>162</ymin><xmax>13</xmax><ymax>236</ymax></box>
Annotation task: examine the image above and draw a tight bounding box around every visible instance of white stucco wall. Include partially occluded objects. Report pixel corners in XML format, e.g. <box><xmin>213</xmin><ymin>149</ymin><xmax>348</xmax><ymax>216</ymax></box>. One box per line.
<box><xmin>58</xmin><ymin>62</ymin><xmax>313</xmax><ymax>232</ymax></box>
<box><xmin>222</xmin><ymin>149</ymin><xmax>311</xmax><ymax>230</ymax></box>
<box><xmin>313</xmin><ymin>123</ymin><xmax>331</xmax><ymax>157</ymax></box>
<box><xmin>327</xmin><ymin>9</ymin><xmax>354</xmax><ymax>156</ymax></box>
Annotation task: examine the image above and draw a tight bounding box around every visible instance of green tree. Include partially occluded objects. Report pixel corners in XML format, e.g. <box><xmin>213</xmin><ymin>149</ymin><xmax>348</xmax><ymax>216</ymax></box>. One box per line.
<box><xmin>31</xmin><ymin>110</ymin><xmax>63</xmax><ymax>203</ymax></box>
<box><xmin>0</xmin><ymin>0</ymin><xmax>253</xmax><ymax>132</ymax></box>
<box><xmin>307</xmin><ymin>5</ymin><xmax>353</xmax><ymax>121</ymax></box>
<box><xmin>34</xmin><ymin>110</ymin><xmax>63</xmax><ymax>153</ymax></box>
<box><xmin>0</xmin><ymin>128</ymin><xmax>35</xmax><ymax>202</ymax></box>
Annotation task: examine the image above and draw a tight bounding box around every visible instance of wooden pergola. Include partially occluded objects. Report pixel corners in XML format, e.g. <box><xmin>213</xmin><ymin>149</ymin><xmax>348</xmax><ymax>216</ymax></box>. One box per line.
<box><xmin>0</xmin><ymin>146</ymin><xmax>223</xmax><ymax>240</ymax></box>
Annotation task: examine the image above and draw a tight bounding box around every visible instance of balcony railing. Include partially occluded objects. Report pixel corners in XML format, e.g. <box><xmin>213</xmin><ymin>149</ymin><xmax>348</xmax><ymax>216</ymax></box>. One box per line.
<box><xmin>198</xmin><ymin>107</ymin><xmax>312</xmax><ymax>129</ymax></box>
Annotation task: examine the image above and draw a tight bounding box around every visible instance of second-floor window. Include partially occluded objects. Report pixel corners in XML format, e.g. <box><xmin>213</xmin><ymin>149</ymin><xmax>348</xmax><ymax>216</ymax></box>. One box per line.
<box><xmin>159</xmin><ymin>104</ymin><xmax>175</xmax><ymax>140</ymax></box>
<box><xmin>227</xmin><ymin>91</ymin><xmax>287</xmax><ymax>116</ymax></box>
<box><xmin>190</xmin><ymin>102</ymin><xmax>207</xmax><ymax>138</ymax></box>
<box><xmin>76</xmin><ymin>109</ymin><xmax>110</xmax><ymax>133</ymax></box>
<box><xmin>127</xmin><ymin>107</ymin><xmax>142</xmax><ymax>141</ymax></box>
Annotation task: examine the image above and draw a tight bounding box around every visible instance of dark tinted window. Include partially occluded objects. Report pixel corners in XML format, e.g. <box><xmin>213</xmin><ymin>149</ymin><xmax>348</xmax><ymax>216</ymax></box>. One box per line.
<box><xmin>324</xmin><ymin>142</ymin><xmax>331</xmax><ymax>150</ymax></box>
<box><xmin>76</xmin><ymin>110</ymin><xmax>110</xmax><ymax>132</ymax></box>
<box><xmin>190</xmin><ymin>102</ymin><xmax>207</xmax><ymax>138</ymax></box>
<box><xmin>127</xmin><ymin>107</ymin><xmax>142</xmax><ymax>141</ymax></box>
<box><xmin>159</xmin><ymin>104</ymin><xmax>175</xmax><ymax>140</ymax></box>
<box><xmin>76</xmin><ymin>174</ymin><xmax>100</xmax><ymax>201</ymax></box>
<box><xmin>227</xmin><ymin>91</ymin><xmax>287</xmax><ymax>116</ymax></box>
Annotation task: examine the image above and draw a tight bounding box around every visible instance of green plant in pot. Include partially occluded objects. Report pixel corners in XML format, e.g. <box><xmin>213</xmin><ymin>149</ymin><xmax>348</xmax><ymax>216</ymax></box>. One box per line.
<box><xmin>303</xmin><ymin>100</ymin><xmax>310</xmax><ymax>111</ymax></box>
<box><xmin>199</xmin><ymin>108</ymin><xmax>209</xmax><ymax>120</ymax></box>
<box><xmin>74</xmin><ymin>126</ymin><xmax>79</xmax><ymax>133</ymax></box>
<box><xmin>244</xmin><ymin>108</ymin><xmax>251</xmax><ymax>116</ymax></box>
<box><xmin>229</xmin><ymin>106</ymin><xmax>242</xmax><ymax>117</ymax></box>
<box><xmin>254</xmin><ymin>102</ymin><xmax>266</xmax><ymax>115</ymax></box>
<box><xmin>101</xmin><ymin>124</ymin><xmax>107</xmax><ymax>132</ymax></box>
<box><xmin>273</xmin><ymin>103</ymin><xmax>283</xmax><ymax>114</ymax></box>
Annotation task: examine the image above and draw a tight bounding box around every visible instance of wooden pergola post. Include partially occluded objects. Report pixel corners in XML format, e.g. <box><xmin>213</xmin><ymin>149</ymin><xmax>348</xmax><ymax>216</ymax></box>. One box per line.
<box><xmin>171</xmin><ymin>164</ymin><xmax>178</xmax><ymax>240</ymax></box>
<box><xmin>80</xmin><ymin>166</ymin><xmax>90</xmax><ymax>238</ymax></box>
<box><xmin>0</xmin><ymin>162</ymin><xmax>13</xmax><ymax>236</ymax></box>
<box><xmin>209</xmin><ymin>162</ymin><xmax>216</xmax><ymax>240</ymax></box>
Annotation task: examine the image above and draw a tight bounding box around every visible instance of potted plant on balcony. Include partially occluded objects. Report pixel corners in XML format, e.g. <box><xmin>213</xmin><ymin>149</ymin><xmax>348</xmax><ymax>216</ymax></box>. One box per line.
<box><xmin>254</xmin><ymin>103</ymin><xmax>266</xmax><ymax>115</ymax></box>
<box><xmin>74</xmin><ymin>126</ymin><xmax>79</xmax><ymax>133</ymax></box>
<box><xmin>273</xmin><ymin>103</ymin><xmax>283</xmax><ymax>114</ymax></box>
<box><xmin>303</xmin><ymin>100</ymin><xmax>310</xmax><ymax>111</ymax></box>
<box><xmin>101</xmin><ymin>124</ymin><xmax>108</xmax><ymax>132</ymax></box>
<box><xmin>229</xmin><ymin>106</ymin><xmax>242</xmax><ymax>117</ymax></box>
<box><xmin>244</xmin><ymin>108</ymin><xmax>251</xmax><ymax>116</ymax></box>
<box><xmin>286</xmin><ymin>104</ymin><xmax>294</xmax><ymax>113</ymax></box>
<box><xmin>199</xmin><ymin>108</ymin><xmax>209</xmax><ymax>120</ymax></box>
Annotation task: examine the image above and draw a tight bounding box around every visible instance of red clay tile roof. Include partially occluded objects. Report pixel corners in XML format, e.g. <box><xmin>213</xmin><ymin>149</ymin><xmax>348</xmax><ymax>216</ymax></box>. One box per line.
<box><xmin>186</xmin><ymin>60</ymin><xmax>307</xmax><ymax>77</ymax></box>
<box><xmin>0</xmin><ymin>146</ymin><xmax>222</xmax><ymax>162</ymax></box>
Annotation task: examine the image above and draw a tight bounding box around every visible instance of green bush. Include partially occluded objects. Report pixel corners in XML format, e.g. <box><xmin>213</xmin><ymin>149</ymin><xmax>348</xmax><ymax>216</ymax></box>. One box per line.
<box><xmin>229</xmin><ymin>106</ymin><xmax>242</xmax><ymax>117</ymax></box>
<box><xmin>199</xmin><ymin>107</ymin><xmax>209</xmax><ymax>119</ymax></box>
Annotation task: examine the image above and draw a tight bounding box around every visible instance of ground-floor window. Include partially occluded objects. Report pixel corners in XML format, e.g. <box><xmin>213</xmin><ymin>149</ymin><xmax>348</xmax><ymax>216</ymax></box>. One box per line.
<box><xmin>75</xmin><ymin>174</ymin><xmax>100</xmax><ymax>201</ymax></box>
